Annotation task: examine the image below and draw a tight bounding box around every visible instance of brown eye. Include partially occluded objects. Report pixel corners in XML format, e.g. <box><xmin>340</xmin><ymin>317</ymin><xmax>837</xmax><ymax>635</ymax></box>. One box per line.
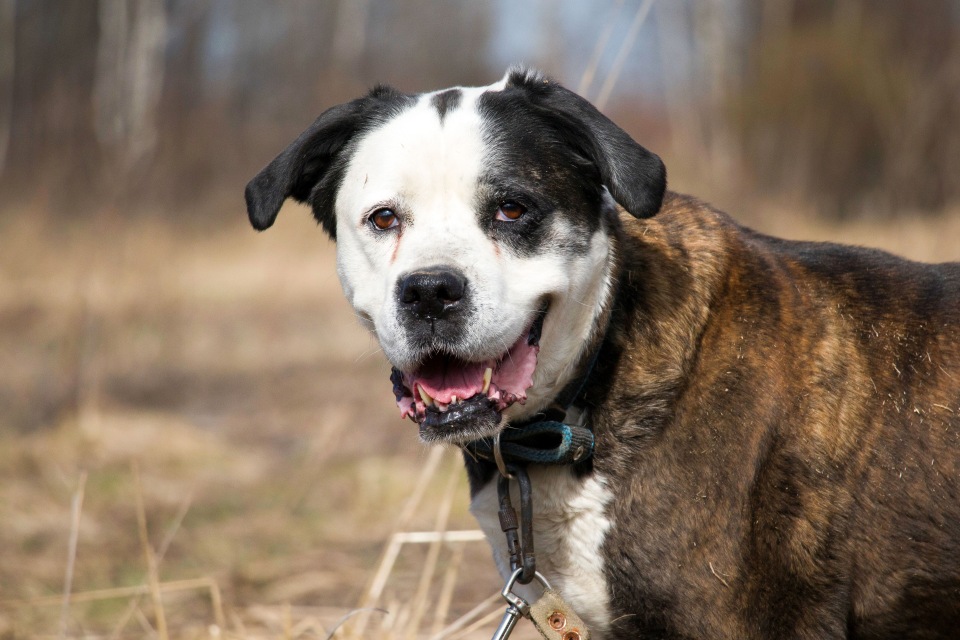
<box><xmin>496</xmin><ymin>201</ymin><xmax>526</xmax><ymax>221</ymax></box>
<box><xmin>370</xmin><ymin>208</ymin><xmax>399</xmax><ymax>230</ymax></box>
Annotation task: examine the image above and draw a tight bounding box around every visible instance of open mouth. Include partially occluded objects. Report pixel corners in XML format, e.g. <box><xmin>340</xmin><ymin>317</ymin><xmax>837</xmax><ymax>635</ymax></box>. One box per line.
<box><xmin>390</xmin><ymin>308</ymin><xmax>547</xmax><ymax>442</ymax></box>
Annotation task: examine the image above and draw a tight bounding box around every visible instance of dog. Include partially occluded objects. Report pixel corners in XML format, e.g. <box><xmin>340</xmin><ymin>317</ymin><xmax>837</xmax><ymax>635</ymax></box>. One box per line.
<box><xmin>245</xmin><ymin>68</ymin><xmax>960</xmax><ymax>639</ymax></box>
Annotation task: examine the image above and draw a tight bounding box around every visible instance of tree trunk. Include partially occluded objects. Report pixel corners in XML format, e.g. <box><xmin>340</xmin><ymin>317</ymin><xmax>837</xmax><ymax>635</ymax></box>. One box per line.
<box><xmin>93</xmin><ymin>0</ymin><xmax>166</xmax><ymax>174</ymax></box>
<box><xmin>0</xmin><ymin>0</ymin><xmax>15</xmax><ymax>175</ymax></box>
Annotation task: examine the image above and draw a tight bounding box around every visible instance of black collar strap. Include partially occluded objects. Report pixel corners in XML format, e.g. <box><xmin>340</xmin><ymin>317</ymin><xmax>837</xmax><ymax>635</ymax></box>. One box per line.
<box><xmin>465</xmin><ymin>419</ymin><xmax>594</xmax><ymax>466</ymax></box>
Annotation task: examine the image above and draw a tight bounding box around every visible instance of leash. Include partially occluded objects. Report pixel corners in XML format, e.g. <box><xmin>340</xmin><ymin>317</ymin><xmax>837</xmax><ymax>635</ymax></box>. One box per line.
<box><xmin>467</xmin><ymin>347</ymin><xmax>603</xmax><ymax>640</ymax></box>
<box><xmin>484</xmin><ymin>456</ymin><xmax>594</xmax><ymax>640</ymax></box>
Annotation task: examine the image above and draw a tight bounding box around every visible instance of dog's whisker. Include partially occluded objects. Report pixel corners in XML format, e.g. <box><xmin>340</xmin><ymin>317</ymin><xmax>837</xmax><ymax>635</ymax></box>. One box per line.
<box><xmin>354</xmin><ymin>346</ymin><xmax>384</xmax><ymax>363</ymax></box>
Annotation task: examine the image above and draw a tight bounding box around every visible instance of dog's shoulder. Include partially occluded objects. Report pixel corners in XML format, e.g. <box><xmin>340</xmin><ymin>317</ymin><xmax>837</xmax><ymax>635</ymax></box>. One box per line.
<box><xmin>595</xmin><ymin>192</ymin><xmax>960</xmax><ymax>637</ymax></box>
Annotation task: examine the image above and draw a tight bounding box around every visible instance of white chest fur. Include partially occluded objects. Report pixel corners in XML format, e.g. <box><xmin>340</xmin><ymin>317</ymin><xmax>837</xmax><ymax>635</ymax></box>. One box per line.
<box><xmin>469</xmin><ymin>467</ymin><xmax>614</xmax><ymax>637</ymax></box>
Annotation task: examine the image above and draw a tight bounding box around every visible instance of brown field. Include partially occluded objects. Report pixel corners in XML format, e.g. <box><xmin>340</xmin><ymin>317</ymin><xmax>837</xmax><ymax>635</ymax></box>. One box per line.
<box><xmin>1</xmin><ymin>197</ymin><xmax>958</xmax><ymax>639</ymax></box>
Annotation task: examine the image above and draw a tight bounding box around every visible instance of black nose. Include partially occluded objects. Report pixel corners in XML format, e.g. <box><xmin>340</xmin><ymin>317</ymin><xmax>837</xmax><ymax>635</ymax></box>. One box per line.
<box><xmin>399</xmin><ymin>268</ymin><xmax>467</xmax><ymax>320</ymax></box>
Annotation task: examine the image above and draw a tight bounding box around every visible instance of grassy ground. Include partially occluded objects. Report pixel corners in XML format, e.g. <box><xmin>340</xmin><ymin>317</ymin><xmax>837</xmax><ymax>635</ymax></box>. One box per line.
<box><xmin>0</xmin><ymin>197</ymin><xmax>957</xmax><ymax>638</ymax></box>
<box><xmin>0</xmin><ymin>204</ymin><xmax>521</xmax><ymax>639</ymax></box>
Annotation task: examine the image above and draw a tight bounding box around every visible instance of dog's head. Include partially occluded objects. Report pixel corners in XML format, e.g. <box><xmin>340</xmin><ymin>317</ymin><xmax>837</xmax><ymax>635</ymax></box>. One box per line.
<box><xmin>245</xmin><ymin>68</ymin><xmax>666</xmax><ymax>444</ymax></box>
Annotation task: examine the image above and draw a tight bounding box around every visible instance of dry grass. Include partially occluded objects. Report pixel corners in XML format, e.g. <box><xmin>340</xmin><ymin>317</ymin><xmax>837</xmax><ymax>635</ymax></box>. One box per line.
<box><xmin>0</xmin><ymin>203</ymin><xmax>527</xmax><ymax>638</ymax></box>
<box><xmin>0</xmin><ymin>197</ymin><xmax>956</xmax><ymax>638</ymax></box>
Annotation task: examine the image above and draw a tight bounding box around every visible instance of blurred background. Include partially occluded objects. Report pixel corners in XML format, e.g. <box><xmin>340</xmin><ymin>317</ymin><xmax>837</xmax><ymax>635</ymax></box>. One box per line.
<box><xmin>2</xmin><ymin>1</ymin><xmax>958</xmax><ymax>638</ymax></box>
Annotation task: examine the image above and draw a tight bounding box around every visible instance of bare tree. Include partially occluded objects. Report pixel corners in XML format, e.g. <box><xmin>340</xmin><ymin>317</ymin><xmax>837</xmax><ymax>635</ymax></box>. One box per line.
<box><xmin>93</xmin><ymin>0</ymin><xmax>167</xmax><ymax>174</ymax></box>
<box><xmin>0</xmin><ymin>0</ymin><xmax>14</xmax><ymax>175</ymax></box>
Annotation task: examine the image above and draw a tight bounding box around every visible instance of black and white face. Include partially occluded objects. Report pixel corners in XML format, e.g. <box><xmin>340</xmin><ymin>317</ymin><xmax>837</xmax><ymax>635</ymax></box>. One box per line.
<box><xmin>246</xmin><ymin>68</ymin><xmax>666</xmax><ymax>444</ymax></box>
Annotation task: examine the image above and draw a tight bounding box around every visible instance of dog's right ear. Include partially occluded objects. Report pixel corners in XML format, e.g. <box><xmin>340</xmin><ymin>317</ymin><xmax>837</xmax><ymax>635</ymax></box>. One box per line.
<box><xmin>245</xmin><ymin>86</ymin><xmax>408</xmax><ymax>237</ymax></box>
<box><xmin>503</xmin><ymin>68</ymin><xmax>666</xmax><ymax>219</ymax></box>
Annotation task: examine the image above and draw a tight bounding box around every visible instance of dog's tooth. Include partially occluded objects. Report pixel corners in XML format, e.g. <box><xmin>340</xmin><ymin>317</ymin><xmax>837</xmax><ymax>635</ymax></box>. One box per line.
<box><xmin>451</xmin><ymin>395</ymin><xmax>458</xmax><ymax>404</ymax></box>
<box><xmin>437</xmin><ymin>402</ymin><xmax>448</xmax><ymax>412</ymax></box>
<box><xmin>418</xmin><ymin>384</ymin><xmax>434</xmax><ymax>406</ymax></box>
<box><xmin>482</xmin><ymin>367</ymin><xmax>493</xmax><ymax>394</ymax></box>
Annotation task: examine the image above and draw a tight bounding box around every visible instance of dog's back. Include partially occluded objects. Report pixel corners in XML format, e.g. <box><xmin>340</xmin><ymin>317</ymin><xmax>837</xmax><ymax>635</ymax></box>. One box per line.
<box><xmin>590</xmin><ymin>192</ymin><xmax>960</xmax><ymax>637</ymax></box>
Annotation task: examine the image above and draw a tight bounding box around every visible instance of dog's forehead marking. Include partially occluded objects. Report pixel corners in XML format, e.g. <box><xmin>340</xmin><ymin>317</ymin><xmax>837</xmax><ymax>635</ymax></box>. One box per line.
<box><xmin>338</xmin><ymin>73</ymin><xmax>509</xmax><ymax>213</ymax></box>
<box><xmin>337</xmin><ymin>80</ymin><xmax>508</xmax><ymax>248</ymax></box>
<box><xmin>430</xmin><ymin>89</ymin><xmax>462</xmax><ymax>122</ymax></box>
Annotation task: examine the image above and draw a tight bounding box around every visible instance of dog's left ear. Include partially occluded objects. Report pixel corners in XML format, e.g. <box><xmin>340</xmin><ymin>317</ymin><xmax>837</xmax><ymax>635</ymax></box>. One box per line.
<box><xmin>245</xmin><ymin>85</ymin><xmax>408</xmax><ymax>237</ymax></box>
<box><xmin>507</xmin><ymin>69</ymin><xmax>667</xmax><ymax>218</ymax></box>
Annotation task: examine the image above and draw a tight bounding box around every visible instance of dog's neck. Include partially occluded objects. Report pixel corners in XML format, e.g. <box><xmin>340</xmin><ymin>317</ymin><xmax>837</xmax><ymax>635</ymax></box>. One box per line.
<box><xmin>463</xmin><ymin>194</ymin><xmax>728</xmax><ymax>492</ymax></box>
<box><xmin>583</xmin><ymin>194</ymin><xmax>730</xmax><ymax>477</ymax></box>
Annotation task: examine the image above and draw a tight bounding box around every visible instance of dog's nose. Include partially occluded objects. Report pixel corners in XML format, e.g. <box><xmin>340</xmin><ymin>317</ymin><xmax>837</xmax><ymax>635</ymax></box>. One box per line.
<box><xmin>399</xmin><ymin>268</ymin><xmax>467</xmax><ymax>320</ymax></box>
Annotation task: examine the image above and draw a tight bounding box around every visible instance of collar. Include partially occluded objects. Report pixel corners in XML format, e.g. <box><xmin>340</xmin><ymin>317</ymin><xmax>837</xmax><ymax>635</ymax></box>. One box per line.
<box><xmin>462</xmin><ymin>343</ymin><xmax>602</xmax><ymax>468</ymax></box>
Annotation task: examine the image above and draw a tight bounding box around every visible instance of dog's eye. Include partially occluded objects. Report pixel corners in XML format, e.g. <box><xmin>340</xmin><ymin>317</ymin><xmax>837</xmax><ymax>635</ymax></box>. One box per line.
<box><xmin>496</xmin><ymin>202</ymin><xmax>527</xmax><ymax>222</ymax></box>
<box><xmin>370</xmin><ymin>208</ymin><xmax>399</xmax><ymax>230</ymax></box>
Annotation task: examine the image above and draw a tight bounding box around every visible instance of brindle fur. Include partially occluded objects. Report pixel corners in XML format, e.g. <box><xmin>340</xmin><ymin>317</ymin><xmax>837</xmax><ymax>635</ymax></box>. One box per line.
<box><xmin>577</xmin><ymin>191</ymin><xmax>960</xmax><ymax>638</ymax></box>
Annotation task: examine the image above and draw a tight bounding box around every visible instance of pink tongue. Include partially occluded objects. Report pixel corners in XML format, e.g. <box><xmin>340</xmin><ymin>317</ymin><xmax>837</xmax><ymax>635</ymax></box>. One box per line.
<box><xmin>492</xmin><ymin>336</ymin><xmax>538</xmax><ymax>396</ymax></box>
<box><xmin>417</xmin><ymin>359</ymin><xmax>485</xmax><ymax>404</ymax></box>
<box><xmin>411</xmin><ymin>333</ymin><xmax>539</xmax><ymax>406</ymax></box>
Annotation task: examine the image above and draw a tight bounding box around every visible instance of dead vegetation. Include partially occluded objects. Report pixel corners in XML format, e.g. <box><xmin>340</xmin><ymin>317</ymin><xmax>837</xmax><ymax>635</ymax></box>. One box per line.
<box><xmin>0</xmin><ymin>203</ymin><xmax>543</xmax><ymax>638</ymax></box>
<box><xmin>1</xmin><ymin>197</ymin><xmax>956</xmax><ymax>638</ymax></box>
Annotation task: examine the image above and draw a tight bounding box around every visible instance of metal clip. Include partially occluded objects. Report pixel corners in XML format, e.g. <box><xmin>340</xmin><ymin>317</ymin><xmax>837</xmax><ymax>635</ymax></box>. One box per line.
<box><xmin>502</xmin><ymin>567</ymin><xmax>552</xmax><ymax>611</ymax></box>
<box><xmin>489</xmin><ymin>603</ymin><xmax>523</xmax><ymax>640</ymax></box>
<box><xmin>489</xmin><ymin>568</ymin><xmax>553</xmax><ymax>640</ymax></box>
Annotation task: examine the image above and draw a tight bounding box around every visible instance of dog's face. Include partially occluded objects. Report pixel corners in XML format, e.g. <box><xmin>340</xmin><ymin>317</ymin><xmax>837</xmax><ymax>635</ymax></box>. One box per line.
<box><xmin>246</xmin><ymin>69</ymin><xmax>666</xmax><ymax>443</ymax></box>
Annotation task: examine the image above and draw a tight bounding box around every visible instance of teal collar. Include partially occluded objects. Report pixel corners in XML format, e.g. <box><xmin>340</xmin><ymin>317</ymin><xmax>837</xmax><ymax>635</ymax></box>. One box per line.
<box><xmin>464</xmin><ymin>418</ymin><xmax>594</xmax><ymax>466</ymax></box>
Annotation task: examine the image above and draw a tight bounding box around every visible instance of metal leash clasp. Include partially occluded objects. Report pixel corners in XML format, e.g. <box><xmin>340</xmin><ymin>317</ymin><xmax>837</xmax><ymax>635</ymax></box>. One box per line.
<box><xmin>489</xmin><ymin>568</ymin><xmax>553</xmax><ymax>640</ymax></box>
<box><xmin>490</xmin><ymin>459</ymin><xmax>541</xmax><ymax>639</ymax></box>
